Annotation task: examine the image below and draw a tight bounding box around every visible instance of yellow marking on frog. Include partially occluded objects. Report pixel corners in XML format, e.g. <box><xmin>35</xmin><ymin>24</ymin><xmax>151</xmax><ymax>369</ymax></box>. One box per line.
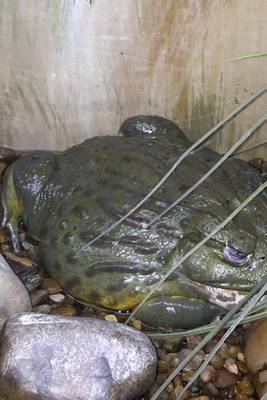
<box><xmin>100</xmin><ymin>293</ymin><xmax>145</xmax><ymax>311</ymax></box>
<box><xmin>9</xmin><ymin>197</ymin><xmax>23</xmax><ymax>219</ymax></box>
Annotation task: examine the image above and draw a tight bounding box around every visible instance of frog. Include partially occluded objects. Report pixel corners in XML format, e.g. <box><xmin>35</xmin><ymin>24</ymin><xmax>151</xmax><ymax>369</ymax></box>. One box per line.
<box><xmin>1</xmin><ymin>115</ymin><xmax>267</xmax><ymax>330</ymax></box>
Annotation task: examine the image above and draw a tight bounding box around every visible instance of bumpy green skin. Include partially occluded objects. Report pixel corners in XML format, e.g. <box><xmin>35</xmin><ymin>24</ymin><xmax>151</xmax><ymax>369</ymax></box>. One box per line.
<box><xmin>1</xmin><ymin>115</ymin><xmax>267</xmax><ymax>330</ymax></box>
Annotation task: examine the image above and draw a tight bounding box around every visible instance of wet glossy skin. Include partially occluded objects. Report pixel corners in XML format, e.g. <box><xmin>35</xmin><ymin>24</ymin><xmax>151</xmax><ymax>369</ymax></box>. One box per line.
<box><xmin>1</xmin><ymin>116</ymin><xmax>267</xmax><ymax>330</ymax></box>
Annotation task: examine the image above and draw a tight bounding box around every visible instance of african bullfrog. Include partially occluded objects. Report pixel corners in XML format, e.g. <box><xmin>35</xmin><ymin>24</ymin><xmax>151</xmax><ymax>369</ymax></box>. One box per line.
<box><xmin>1</xmin><ymin>116</ymin><xmax>267</xmax><ymax>330</ymax></box>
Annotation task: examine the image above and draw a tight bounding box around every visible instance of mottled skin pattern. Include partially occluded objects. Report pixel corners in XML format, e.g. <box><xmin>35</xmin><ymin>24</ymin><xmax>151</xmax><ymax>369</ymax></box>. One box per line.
<box><xmin>1</xmin><ymin>116</ymin><xmax>267</xmax><ymax>330</ymax></box>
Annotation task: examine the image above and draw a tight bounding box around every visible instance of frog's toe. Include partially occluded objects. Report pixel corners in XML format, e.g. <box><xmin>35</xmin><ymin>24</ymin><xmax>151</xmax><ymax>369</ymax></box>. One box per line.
<box><xmin>135</xmin><ymin>296</ymin><xmax>223</xmax><ymax>331</ymax></box>
<box><xmin>6</xmin><ymin>220</ymin><xmax>22</xmax><ymax>253</ymax></box>
<box><xmin>1</xmin><ymin>164</ymin><xmax>23</xmax><ymax>253</ymax></box>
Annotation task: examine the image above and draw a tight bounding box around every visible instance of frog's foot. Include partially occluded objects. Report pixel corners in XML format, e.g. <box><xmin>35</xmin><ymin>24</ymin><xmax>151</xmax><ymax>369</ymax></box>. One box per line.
<box><xmin>134</xmin><ymin>296</ymin><xmax>223</xmax><ymax>331</ymax></box>
<box><xmin>1</xmin><ymin>164</ymin><xmax>22</xmax><ymax>253</ymax></box>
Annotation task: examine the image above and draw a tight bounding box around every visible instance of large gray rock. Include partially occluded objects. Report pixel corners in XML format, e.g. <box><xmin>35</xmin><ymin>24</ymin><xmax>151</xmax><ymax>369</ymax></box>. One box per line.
<box><xmin>0</xmin><ymin>313</ymin><xmax>157</xmax><ymax>400</ymax></box>
<box><xmin>0</xmin><ymin>253</ymin><xmax>31</xmax><ymax>329</ymax></box>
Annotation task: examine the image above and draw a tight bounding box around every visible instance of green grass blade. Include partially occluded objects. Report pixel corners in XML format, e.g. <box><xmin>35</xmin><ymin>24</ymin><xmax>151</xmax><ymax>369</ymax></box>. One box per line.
<box><xmin>226</xmin><ymin>52</ymin><xmax>267</xmax><ymax>62</ymax></box>
<box><xmin>146</xmin><ymin>115</ymin><xmax>266</xmax><ymax>226</ymax></box>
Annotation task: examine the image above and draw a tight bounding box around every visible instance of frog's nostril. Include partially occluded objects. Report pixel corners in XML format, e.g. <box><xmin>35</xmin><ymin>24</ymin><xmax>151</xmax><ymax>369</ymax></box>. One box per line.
<box><xmin>223</xmin><ymin>244</ymin><xmax>250</xmax><ymax>265</ymax></box>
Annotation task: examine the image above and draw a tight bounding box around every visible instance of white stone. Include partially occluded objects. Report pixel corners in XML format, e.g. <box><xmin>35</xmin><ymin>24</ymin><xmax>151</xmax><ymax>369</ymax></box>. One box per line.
<box><xmin>0</xmin><ymin>253</ymin><xmax>31</xmax><ymax>329</ymax></box>
<box><xmin>0</xmin><ymin>313</ymin><xmax>157</xmax><ymax>400</ymax></box>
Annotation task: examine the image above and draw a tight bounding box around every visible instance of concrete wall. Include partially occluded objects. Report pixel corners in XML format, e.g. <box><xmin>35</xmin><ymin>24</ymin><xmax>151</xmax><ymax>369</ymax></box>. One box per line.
<box><xmin>0</xmin><ymin>0</ymin><xmax>266</xmax><ymax>159</ymax></box>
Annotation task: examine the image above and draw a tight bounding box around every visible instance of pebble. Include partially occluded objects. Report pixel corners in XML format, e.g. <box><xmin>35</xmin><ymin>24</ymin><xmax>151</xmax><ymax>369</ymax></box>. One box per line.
<box><xmin>205</xmin><ymin>382</ymin><xmax>219</xmax><ymax>396</ymax></box>
<box><xmin>235</xmin><ymin>360</ymin><xmax>248</xmax><ymax>374</ymax></box>
<box><xmin>0</xmin><ymin>313</ymin><xmax>157</xmax><ymax>400</ymax></box>
<box><xmin>223</xmin><ymin>357</ymin><xmax>239</xmax><ymax>375</ymax></box>
<box><xmin>212</xmin><ymin>368</ymin><xmax>238</xmax><ymax>389</ymax></box>
<box><xmin>51</xmin><ymin>305</ymin><xmax>78</xmax><ymax>316</ymax></box>
<box><xmin>49</xmin><ymin>293</ymin><xmax>65</xmax><ymax>303</ymax></box>
<box><xmin>33</xmin><ymin>304</ymin><xmax>51</xmax><ymax>314</ymax></box>
<box><xmin>30</xmin><ymin>289</ymin><xmax>48</xmax><ymax>306</ymax></box>
<box><xmin>104</xmin><ymin>314</ymin><xmax>118</xmax><ymax>322</ymax></box>
<box><xmin>217</xmin><ymin>343</ymin><xmax>229</xmax><ymax>359</ymax></box>
<box><xmin>131</xmin><ymin>318</ymin><xmax>142</xmax><ymax>330</ymax></box>
<box><xmin>186</xmin><ymin>335</ymin><xmax>203</xmax><ymax>349</ymax></box>
<box><xmin>200</xmin><ymin>366</ymin><xmax>216</xmax><ymax>383</ymax></box>
<box><xmin>228</xmin><ymin>345</ymin><xmax>241</xmax><ymax>357</ymax></box>
<box><xmin>259</xmin><ymin>370</ymin><xmax>267</xmax><ymax>384</ymax></box>
<box><xmin>0</xmin><ymin>253</ymin><xmax>31</xmax><ymax>329</ymax></box>
<box><xmin>174</xmin><ymin>380</ymin><xmax>189</xmax><ymax>400</ymax></box>
<box><xmin>163</xmin><ymin>352</ymin><xmax>180</xmax><ymax>368</ymax></box>
<box><xmin>235</xmin><ymin>394</ymin><xmax>249</xmax><ymax>400</ymax></box>
<box><xmin>178</xmin><ymin>349</ymin><xmax>205</xmax><ymax>371</ymax></box>
<box><xmin>210</xmin><ymin>353</ymin><xmax>225</xmax><ymax>369</ymax></box>
<box><xmin>158</xmin><ymin>360</ymin><xmax>171</xmax><ymax>374</ymax></box>
<box><xmin>238</xmin><ymin>378</ymin><xmax>254</xmax><ymax>396</ymax></box>
<box><xmin>2</xmin><ymin>251</ymin><xmax>36</xmax><ymax>269</ymax></box>
<box><xmin>42</xmin><ymin>278</ymin><xmax>62</xmax><ymax>294</ymax></box>
<box><xmin>237</xmin><ymin>352</ymin><xmax>245</xmax><ymax>362</ymax></box>
<box><xmin>245</xmin><ymin>318</ymin><xmax>267</xmax><ymax>397</ymax></box>
<box><xmin>187</xmin><ymin>396</ymin><xmax>209</xmax><ymax>400</ymax></box>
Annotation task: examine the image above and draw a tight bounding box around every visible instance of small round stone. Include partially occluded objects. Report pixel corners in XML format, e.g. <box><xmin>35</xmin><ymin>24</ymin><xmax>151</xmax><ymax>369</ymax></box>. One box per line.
<box><xmin>259</xmin><ymin>370</ymin><xmax>267</xmax><ymax>383</ymax></box>
<box><xmin>42</xmin><ymin>278</ymin><xmax>61</xmax><ymax>294</ymax></box>
<box><xmin>31</xmin><ymin>289</ymin><xmax>48</xmax><ymax>306</ymax></box>
<box><xmin>51</xmin><ymin>305</ymin><xmax>77</xmax><ymax>316</ymax></box>
<box><xmin>218</xmin><ymin>343</ymin><xmax>229</xmax><ymax>359</ymax></box>
<box><xmin>200</xmin><ymin>365</ymin><xmax>215</xmax><ymax>383</ymax></box>
<box><xmin>213</xmin><ymin>368</ymin><xmax>238</xmax><ymax>389</ymax></box>
<box><xmin>166</xmin><ymin>382</ymin><xmax>175</xmax><ymax>393</ymax></box>
<box><xmin>174</xmin><ymin>380</ymin><xmax>189</xmax><ymax>400</ymax></box>
<box><xmin>131</xmin><ymin>318</ymin><xmax>142</xmax><ymax>330</ymax></box>
<box><xmin>163</xmin><ymin>352</ymin><xmax>180</xmax><ymax>368</ymax></box>
<box><xmin>210</xmin><ymin>353</ymin><xmax>224</xmax><ymax>369</ymax></box>
<box><xmin>49</xmin><ymin>294</ymin><xmax>65</xmax><ymax>303</ymax></box>
<box><xmin>237</xmin><ymin>352</ymin><xmax>245</xmax><ymax>362</ymax></box>
<box><xmin>158</xmin><ymin>360</ymin><xmax>170</xmax><ymax>374</ymax></box>
<box><xmin>238</xmin><ymin>378</ymin><xmax>254</xmax><ymax>395</ymax></box>
<box><xmin>235</xmin><ymin>394</ymin><xmax>249</xmax><ymax>400</ymax></box>
<box><xmin>223</xmin><ymin>358</ymin><xmax>239</xmax><ymax>375</ymax></box>
<box><xmin>104</xmin><ymin>314</ymin><xmax>118</xmax><ymax>322</ymax></box>
<box><xmin>228</xmin><ymin>345</ymin><xmax>241</xmax><ymax>357</ymax></box>
<box><xmin>33</xmin><ymin>304</ymin><xmax>51</xmax><ymax>314</ymax></box>
<box><xmin>4</xmin><ymin>251</ymin><xmax>37</xmax><ymax>269</ymax></box>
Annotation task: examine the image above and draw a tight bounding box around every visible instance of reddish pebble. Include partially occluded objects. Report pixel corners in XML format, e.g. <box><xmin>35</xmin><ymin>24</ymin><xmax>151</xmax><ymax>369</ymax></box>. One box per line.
<box><xmin>51</xmin><ymin>305</ymin><xmax>77</xmax><ymax>316</ymax></box>
<box><xmin>42</xmin><ymin>278</ymin><xmax>62</xmax><ymax>294</ymax></box>
<box><xmin>212</xmin><ymin>368</ymin><xmax>238</xmax><ymax>389</ymax></box>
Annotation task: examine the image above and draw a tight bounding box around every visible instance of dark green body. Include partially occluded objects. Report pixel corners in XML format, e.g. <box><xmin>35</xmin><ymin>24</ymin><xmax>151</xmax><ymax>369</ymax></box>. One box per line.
<box><xmin>1</xmin><ymin>116</ymin><xmax>267</xmax><ymax>330</ymax></box>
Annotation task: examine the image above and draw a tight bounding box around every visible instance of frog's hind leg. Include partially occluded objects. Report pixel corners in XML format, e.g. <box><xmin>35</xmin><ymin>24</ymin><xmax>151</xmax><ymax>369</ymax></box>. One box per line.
<box><xmin>135</xmin><ymin>296</ymin><xmax>223</xmax><ymax>330</ymax></box>
<box><xmin>1</xmin><ymin>164</ymin><xmax>23</xmax><ymax>253</ymax></box>
<box><xmin>119</xmin><ymin>115</ymin><xmax>187</xmax><ymax>140</ymax></box>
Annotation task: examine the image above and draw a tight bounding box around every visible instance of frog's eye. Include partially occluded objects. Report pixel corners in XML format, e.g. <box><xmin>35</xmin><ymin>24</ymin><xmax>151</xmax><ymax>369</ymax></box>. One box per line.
<box><xmin>223</xmin><ymin>244</ymin><xmax>251</xmax><ymax>265</ymax></box>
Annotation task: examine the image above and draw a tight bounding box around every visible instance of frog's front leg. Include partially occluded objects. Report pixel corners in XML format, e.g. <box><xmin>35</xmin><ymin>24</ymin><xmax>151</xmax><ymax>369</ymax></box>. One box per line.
<box><xmin>135</xmin><ymin>295</ymin><xmax>223</xmax><ymax>330</ymax></box>
<box><xmin>1</xmin><ymin>164</ymin><xmax>23</xmax><ymax>253</ymax></box>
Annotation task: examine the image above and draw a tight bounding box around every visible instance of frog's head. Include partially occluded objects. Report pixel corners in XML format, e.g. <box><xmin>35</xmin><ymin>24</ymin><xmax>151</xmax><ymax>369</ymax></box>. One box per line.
<box><xmin>178</xmin><ymin>201</ymin><xmax>267</xmax><ymax>292</ymax></box>
<box><xmin>8</xmin><ymin>150</ymin><xmax>58</xmax><ymax>200</ymax></box>
<box><xmin>1</xmin><ymin>151</ymin><xmax>58</xmax><ymax>250</ymax></box>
